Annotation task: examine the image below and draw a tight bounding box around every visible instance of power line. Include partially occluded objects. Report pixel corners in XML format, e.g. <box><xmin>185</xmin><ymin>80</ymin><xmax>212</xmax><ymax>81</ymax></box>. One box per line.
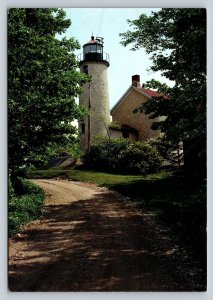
<box><xmin>97</xmin><ymin>9</ymin><xmax>104</xmax><ymax>36</ymax></box>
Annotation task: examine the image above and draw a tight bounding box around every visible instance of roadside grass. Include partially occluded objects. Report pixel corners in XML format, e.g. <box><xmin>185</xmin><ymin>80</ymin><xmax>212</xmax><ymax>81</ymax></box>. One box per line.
<box><xmin>28</xmin><ymin>166</ymin><xmax>206</xmax><ymax>270</ymax></box>
<box><xmin>27</xmin><ymin>166</ymin><xmax>172</xmax><ymax>185</ymax></box>
<box><xmin>9</xmin><ymin>178</ymin><xmax>45</xmax><ymax>237</ymax></box>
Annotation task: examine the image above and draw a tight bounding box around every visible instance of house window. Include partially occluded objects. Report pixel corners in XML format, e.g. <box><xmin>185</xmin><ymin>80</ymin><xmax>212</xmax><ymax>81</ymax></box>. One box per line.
<box><xmin>81</xmin><ymin>123</ymin><xmax>85</xmax><ymax>134</ymax></box>
<box><xmin>122</xmin><ymin>131</ymin><xmax>129</xmax><ymax>139</ymax></box>
<box><xmin>83</xmin><ymin>65</ymin><xmax>88</xmax><ymax>74</ymax></box>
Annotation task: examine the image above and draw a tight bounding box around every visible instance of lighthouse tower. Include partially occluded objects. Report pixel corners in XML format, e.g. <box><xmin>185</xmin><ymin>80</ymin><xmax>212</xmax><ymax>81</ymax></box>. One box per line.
<box><xmin>78</xmin><ymin>36</ymin><xmax>110</xmax><ymax>151</ymax></box>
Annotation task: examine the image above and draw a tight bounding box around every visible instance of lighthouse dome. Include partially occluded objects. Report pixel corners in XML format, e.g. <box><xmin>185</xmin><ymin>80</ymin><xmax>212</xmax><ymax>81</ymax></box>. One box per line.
<box><xmin>80</xmin><ymin>36</ymin><xmax>109</xmax><ymax>66</ymax></box>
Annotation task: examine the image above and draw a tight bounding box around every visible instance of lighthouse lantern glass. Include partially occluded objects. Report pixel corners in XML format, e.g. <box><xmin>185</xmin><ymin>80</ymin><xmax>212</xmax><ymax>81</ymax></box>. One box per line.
<box><xmin>84</xmin><ymin>45</ymin><xmax>90</xmax><ymax>54</ymax></box>
<box><xmin>81</xmin><ymin>37</ymin><xmax>108</xmax><ymax>62</ymax></box>
<box><xmin>90</xmin><ymin>45</ymin><xmax>95</xmax><ymax>52</ymax></box>
<box><xmin>97</xmin><ymin>45</ymin><xmax>102</xmax><ymax>53</ymax></box>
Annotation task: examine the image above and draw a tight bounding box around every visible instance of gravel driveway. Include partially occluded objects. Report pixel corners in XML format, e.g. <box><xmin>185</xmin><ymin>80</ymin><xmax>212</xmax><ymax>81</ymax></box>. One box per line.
<box><xmin>9</xmin><ymin>179</ymin><xmax>198</xmax><ymax>291</ymax></box>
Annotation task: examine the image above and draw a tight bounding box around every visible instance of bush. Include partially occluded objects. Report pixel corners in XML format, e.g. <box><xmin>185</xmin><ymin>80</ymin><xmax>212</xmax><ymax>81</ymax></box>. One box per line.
<box><xmin>14</xmin><ymin>177</ymin><xmax>44</xmax><ymax>195</ymax></box>
<box><xmin>147</xmin><ymin>138</ymin><xmax>172</xmax><ymax>158</ymax></box>
<box><xmin>9</xmin><ymin>211</ymin><xmax>32</xmax><ymax>236</ymax></box>
<box><xmin>9</xmin><ymin>193</ymin><xmax>44</xmax><ymax>215</ymax></box>
<box><xmin>148</xmin><ymin>137</ymin><xmax>183</xmax><ymax>167</ymax></box>
<box><xmin>55</xmin><ymin>143</ymin><xmax>85</xmax><ymax>160</ymax></box>
<box><xmin>8</xmin><ymin>178</ymin><xmax>45</xmax><ymax>237</ymax></box>
<box><xmin>119</xmin><ymin>142</ymin><xmax>162</xmax><ymax>174</ymax></box>
<box><xmin>87</xmin><ymin>137</ymin><xmax>162</xmax><ymax>174</ymax></box>
<box><xmin>87</xmin><ymin>137</ymin><xmax>129</xmax><ymax>171</ymax></box>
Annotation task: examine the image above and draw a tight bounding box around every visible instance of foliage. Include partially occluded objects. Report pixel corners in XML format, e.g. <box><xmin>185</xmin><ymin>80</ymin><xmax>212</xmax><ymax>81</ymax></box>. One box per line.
<box><xmin>86</xmin><ymin>137</ymin><xmax>162</xmax><ymax>174</ymax></box>
<box><xmin>119</xmin><ymin>142</ymin><xmax>162</xmax><ymax>174</ymax></box>
<box><xmin>13</xmin><ymin>176</ymin><xmax>44</xmax><ymax>196</ymax></box>
<box><xmin>55</xmin><ymin>142</ymin><xmax>85</xmax><ymax>160</ymax></box>
<box><xmin>120</xmin><ymin>9</ymin><xmax>206</xmax><ymax>144</ymax></box>
<box><xmin>8</xmin><ymin>178</ymin><xmax>45</xmax><ymax>237</ymax></box>
<box><xmin>8</xmin><ymin>8</ymin><xmax>89</xmax><ymax>174</ymax></box>
<box><xmin>108</xmin><ymin>122</ymin><xmax>122</xmax><ymax>131</ymax></box>
<box><xmin>8</xmin><ymin>172</ymin><xmax>15</xmax><ymax>199</ymax></box>
<box><xmin>147</xmin><ymin>137</ymin><xmax>183</xmax><ymax>167</ymax></box>
<box><xmin>87</xmin><ymin>137</ymin><xmax>129</xmax><ymax>171</ymax></box>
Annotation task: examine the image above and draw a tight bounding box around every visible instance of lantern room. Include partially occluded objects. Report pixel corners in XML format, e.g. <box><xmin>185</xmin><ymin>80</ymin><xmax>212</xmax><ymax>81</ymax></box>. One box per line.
<box><xmin>79</xmin><ymin>36</ymin><xmax>110</xmax><ymax>67</ymax></box>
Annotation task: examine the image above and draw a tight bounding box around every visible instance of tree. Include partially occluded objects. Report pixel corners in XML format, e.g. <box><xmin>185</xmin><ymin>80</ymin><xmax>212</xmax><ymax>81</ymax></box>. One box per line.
<box><xmin>8</xmin><ymin>9</ymin><xmax>89</xmax><ymax>174</ymax></box>
<box><xmin>120</xmin><ymin>9</ymin><xmax>206</xmax><ymax>174</ymax></box>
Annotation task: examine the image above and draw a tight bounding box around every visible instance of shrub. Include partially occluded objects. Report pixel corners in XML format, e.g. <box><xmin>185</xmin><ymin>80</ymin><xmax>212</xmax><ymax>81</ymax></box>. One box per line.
<box><xmin>14</xmin><ymin>177</ymin><xmax>45</xmax><ymax>196</ymax></box>
<box><xmin>8</xmin><ymin>178</ymin><xmax>45</xmax><ymax>237</ymax></box>
<box><xmin>147</xmin><ymin>138</ymin><xmax>172</xmax><ymax>158</ymax></box>
<box><xmin>55</xmin><ymin>143</ymin><xmax>85</xmax><ymax>160</ymax></box>
<box><xmin>148</xmin><ymin>137</ymin><xmax>183</xmax><ymax>167</ymax></box>
<box><xmin>9</xmin><ymin>193</ymin><xmax>44</xmax><ymax>215</ymax></box>
<box><xmin>108</xmin><ymin>122</ymin><xmax>122</xmax><ymax>131</ymax></box>
<box><xmin>87</xmin><ymin>137</ymin><xmax>162</xmax><ymax>174</ymax></box>
<box><xmin>88</xmin><ymin>137</ymin><xmax>129</xmax><ymax>171</ymax></box>
<box><xmin>9</xmin><ymin>211</ymin><xmax>32</xmax><ymax>236</ymax></box>
<box><xmin>119</xmin><ymin>142</ymin><xmax>162</xmax><ymax>174</ymax></box>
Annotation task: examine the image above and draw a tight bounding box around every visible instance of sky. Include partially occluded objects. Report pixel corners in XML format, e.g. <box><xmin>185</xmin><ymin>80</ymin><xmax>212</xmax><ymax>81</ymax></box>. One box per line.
<box><xmin>62</xmin><ymin>8</ymin><xmax>173</xmax><ymax>109</ymax></box>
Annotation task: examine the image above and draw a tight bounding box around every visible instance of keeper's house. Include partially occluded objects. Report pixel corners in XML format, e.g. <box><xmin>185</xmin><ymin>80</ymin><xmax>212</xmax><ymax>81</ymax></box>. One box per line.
<box><xmin>110</xmin><ymin>75</ymin><xmax>166</xmax><ymax>142</ymax></box>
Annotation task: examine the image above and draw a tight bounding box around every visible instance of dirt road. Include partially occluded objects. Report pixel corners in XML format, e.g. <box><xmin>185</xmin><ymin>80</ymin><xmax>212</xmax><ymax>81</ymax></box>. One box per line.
<box><xmin>9</xmin><ymin>179</ymin><xmax>196</xmax><ymax>291</ymax></box>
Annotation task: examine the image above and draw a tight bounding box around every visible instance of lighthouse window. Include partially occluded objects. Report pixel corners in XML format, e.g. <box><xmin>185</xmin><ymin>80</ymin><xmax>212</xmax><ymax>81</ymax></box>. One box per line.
<box><xmin>97</xmin><ymin>45</ymin><xmax>102</xmax><ymax>53</ymax></box>
<box><xmin>85</xmin><ymin>45</ymin><xmax>91</xmax><ymax>53</ymax></box>
<box><xmin>81</xmin><ymin>123</ymin><xmax>85</xmax><ymax>134</ymax></box>
<box><xmin>83</xmin><ymin>65</ymin><xmax>88</xmax><ymax>74</ymax></box>
<box><xmin>91</xmin><ymin>45</ymin><xmax>96</xmax><ymax>52</ymax></box>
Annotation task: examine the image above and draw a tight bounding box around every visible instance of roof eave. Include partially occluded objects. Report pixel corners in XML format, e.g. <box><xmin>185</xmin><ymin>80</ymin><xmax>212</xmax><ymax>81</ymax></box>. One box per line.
<box><xmin>110</xmin><ymin>86</ymin><xmax>151</xmax><ymax>115</ymax></box>
<box><xmin>110</xmin><ymin>86</ymin><xmax>133</xmax><ymax>115</ymax></box>
<box><xmin>132</xmin><ymin>86</ymin><xmax>152</xmax><ymax>99</ymax></box>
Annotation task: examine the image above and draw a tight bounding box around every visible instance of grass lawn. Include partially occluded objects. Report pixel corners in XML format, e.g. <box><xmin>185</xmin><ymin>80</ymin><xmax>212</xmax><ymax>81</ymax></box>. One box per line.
<box><xmin>28</xmin><ymin>166</ymin><xmax>206</xmax><ymax>271</ymax></box>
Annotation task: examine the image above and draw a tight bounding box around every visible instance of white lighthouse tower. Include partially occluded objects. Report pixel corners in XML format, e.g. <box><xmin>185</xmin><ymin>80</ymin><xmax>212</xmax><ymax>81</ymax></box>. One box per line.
<box><xmin>78</xmin><ymin>36</ymin><xmax>110</xmax><ymax>152</ymax></box>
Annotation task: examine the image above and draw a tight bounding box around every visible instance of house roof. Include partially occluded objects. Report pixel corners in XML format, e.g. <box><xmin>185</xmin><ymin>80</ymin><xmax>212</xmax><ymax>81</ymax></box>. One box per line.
<box><xmin>110</xmin><ymin>85</ymin><xmax>166</xmax><ymax>115</ymax></box>
<box><xmin>137</xmin><ymin>87</ymin><xmax>164</xmax><ymax>98</ymax></box>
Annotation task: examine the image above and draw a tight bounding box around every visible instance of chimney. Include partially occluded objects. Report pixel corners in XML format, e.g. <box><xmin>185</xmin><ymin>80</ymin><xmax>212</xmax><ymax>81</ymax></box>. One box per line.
<box><xmin>132</xmin><ymin>75</ymin><xmax>140</xmax><ymax>87</ymax></box>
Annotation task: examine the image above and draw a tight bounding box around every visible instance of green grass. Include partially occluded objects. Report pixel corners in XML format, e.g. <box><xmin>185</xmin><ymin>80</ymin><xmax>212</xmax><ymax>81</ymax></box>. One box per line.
<box><xmin>27</xmin><ymin>167</ymin><xmax>172</xmax><ymax>185</ymax></box>
<box><xmin>28</xmin><ymin>166</ymin><xmax>206</xmax><ymax>270</ymax></box>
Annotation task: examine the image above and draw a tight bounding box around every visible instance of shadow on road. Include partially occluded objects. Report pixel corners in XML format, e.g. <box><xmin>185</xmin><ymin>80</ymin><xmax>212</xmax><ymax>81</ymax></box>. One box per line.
<box><xmin>9</xmin><ymin>191</ymin><xmax>196</xmax><ymax>291</ymax></box>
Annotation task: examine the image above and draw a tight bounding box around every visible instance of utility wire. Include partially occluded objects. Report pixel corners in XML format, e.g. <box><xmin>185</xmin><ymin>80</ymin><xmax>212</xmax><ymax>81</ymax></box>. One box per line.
<box><xmin>97</xmin><ymin>9</ymin><xmax>104</xmax><ymax>36</ymax></box>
